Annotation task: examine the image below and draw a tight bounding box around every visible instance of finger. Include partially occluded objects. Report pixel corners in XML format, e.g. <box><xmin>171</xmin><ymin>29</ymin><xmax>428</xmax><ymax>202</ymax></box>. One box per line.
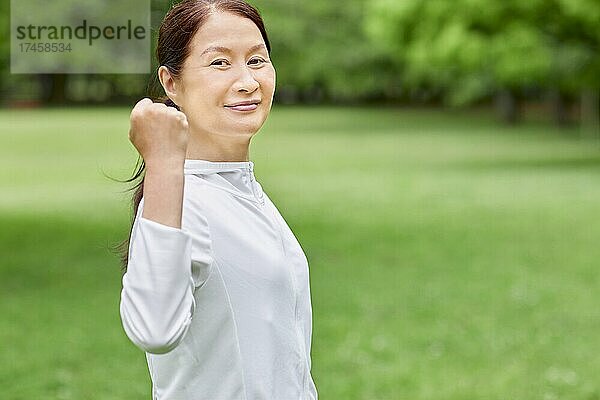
<box><xmin>174</xmin><ymin>111</ymin><xmax>187</xmax><ymax>121</ymax></box>
<box><xmin>165</xmin><ymin>107</ymin><xmax>185</xmax><ymax>120</ymax></box>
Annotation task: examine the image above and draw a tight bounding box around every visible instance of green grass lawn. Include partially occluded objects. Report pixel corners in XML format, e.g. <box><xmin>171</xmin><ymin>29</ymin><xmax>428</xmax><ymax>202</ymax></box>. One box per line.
<box><xmin>1</xmin><ymin>106</ymin><xmax>600</xmax><ymax>399</ymax></box>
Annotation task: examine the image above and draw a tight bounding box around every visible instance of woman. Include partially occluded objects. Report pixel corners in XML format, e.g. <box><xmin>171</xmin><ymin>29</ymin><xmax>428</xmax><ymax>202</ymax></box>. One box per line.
<box><xmin>118</xmin><ymin>1</ymin><xmax>318</xmax><ymax>399</ymax></box>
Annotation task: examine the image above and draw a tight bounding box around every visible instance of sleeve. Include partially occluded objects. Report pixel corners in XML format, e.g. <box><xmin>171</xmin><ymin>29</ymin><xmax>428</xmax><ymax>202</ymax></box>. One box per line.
<box><xmin>119</xmin><ymin>193</ymin><xmax>214</xmax><ymax>355</ymax></box>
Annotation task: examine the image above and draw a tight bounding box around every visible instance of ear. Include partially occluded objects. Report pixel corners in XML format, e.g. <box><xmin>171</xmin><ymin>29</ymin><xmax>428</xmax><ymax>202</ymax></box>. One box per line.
<box><xmin>158</xmin><ymin>66</ymin><xmax>181</xmax><ymax>105</ymax></box>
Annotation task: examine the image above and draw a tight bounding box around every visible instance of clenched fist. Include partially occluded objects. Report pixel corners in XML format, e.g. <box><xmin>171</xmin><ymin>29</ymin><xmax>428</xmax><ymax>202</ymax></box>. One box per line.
<box><xmin>128</xmin><ymin>98</ymin><xmax>189</xmax><ymax>168</ymax></box>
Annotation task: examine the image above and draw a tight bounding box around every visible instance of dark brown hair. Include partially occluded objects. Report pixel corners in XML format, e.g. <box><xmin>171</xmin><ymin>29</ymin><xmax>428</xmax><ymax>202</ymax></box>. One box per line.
<box><xmin>113</xmin><ymin>0</ymin><xmax>271</xmax><ymax>272</ymax></box>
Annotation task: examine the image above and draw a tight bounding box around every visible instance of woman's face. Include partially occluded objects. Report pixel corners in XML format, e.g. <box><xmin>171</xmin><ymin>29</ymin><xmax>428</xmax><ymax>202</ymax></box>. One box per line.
<box><xmin>172</xmin><ymin>11</ymin><xmax>276</xmax><ymax>139</ymax></box>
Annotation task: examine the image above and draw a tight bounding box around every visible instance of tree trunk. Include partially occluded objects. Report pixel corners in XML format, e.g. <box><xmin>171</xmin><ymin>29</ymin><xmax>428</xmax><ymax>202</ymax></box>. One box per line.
<box><xmin>39</xmin><ymin>73</ymin><xmax>68</xmax><ymax>105</ymax></box>
<box><xmin>494</xmin><ymin>89</ymin><xmax>520</xmax><ymax>124</ymax></box>
<box><xmin>548</xmin><ymin>89</ymin><xmax>570</xmax><ymax>127</ymax></box>
<box><xmin>580</xmin><ymin>88</ymin><xmax>600</xmax><ymax>138</ymax></box>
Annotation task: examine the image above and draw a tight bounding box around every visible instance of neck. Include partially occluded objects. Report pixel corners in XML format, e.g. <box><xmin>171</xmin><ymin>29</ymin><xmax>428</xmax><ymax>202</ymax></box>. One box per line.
<box><xmin>185</xmin><ymin>131</ymin><xmax>251</xmax><ymax>162</ymax></box>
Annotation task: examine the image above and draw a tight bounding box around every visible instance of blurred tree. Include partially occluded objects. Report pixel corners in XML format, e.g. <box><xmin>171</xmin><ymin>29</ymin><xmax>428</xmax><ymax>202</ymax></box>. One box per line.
<box><xmin>1</xmin><ymin>0</ymin><xmax>162</xmax><ymax>106</ymax></box>
<box><xmin>0</xmin><ymin>0</ymin><xmax>10</xmax><ymax>103</ymax></box>
<box><xmin>253</xmin><ymin>0</ymin><xmax>400</xmax><ymax>103</ymax></box>
<box><xmin>365</xmin><ymin>0</ymin><xmax>600</xmax><ymax>127</ymax></box>
<box><xmin>2</xmin><ymin>0</ymin><xmax>596</xmax><ymax>125</ymax></box>
<box><xmin>1</xmin><ymin>0</ymin><xmax>401</xmax><ymax>106</ymax></box>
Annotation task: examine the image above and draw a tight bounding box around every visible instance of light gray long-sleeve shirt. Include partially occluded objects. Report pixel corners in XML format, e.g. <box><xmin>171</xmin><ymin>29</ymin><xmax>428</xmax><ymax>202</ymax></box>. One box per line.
<box><xmin>119</xmin><ymin>159</ymin><xmax>317</xmax><ymax>400</ymax></box>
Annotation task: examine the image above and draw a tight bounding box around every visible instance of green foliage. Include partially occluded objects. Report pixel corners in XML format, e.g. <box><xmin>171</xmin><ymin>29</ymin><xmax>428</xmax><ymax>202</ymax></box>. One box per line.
<box><xmin>0</xmin><ymin>1</ymin><xmax>10</xmax><ymax>95</ymax></box>
<box><xmin>365</xmin><ymin>0</ymin><xmax>600</xmax><ymax>105</ymax></box>
<box><xmin>1</xmin><ymin>0</ymin><xmax>401</xmax><ymax>104</ymax></box>
<box><xmin>1</xmin><ymin>0</ymin><xmax>598</xmax><ymax>105</ymax></box>
<box><xmin>252</xmin><ymin>0</ymin><xmax>399</xmax><ymax>101</ymax></box>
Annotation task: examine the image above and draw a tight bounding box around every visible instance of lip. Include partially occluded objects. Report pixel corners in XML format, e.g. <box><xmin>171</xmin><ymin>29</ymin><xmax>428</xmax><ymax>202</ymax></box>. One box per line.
<box><xmin>225</xmin><ymin>99</ymin><xmax>261</xmax><ymax>107</ymax></box>
<box><xmin>226</xmin><ymin>104</ymin><xmax>259</xmax><ymax>112</ymax></box>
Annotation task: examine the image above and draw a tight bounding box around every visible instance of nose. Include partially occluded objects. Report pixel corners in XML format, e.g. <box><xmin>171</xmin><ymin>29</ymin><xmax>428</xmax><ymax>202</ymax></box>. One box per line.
<box><xmin>233</xmin><ymin>65</ymin><xmax>259</xmax><ymax>93</ymax></box>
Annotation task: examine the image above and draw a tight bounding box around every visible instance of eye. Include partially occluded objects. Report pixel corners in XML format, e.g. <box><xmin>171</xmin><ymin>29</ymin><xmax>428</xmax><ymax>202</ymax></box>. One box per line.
<box><xmin>248</xmin><ymin>57</ymin><xmax>266</xmax><ymax>65</ymax></box>
<box><xmin>210</xmin><ymin>59</ymin><xmax>229</xmax><ymax>66</ymax></box>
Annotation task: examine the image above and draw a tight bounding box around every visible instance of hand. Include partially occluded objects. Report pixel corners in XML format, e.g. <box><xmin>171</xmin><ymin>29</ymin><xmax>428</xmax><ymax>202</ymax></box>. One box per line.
<box><xmin>128</xmin><ymin>98</ymin><xmax>189</xmax><ymax>169</ymax></box>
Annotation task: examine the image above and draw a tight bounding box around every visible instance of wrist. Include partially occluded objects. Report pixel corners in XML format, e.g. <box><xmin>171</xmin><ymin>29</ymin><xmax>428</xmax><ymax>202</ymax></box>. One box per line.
<box><xmin>144</xmin><ymin>157</ymin><xmax>185</xmax><ymax>174</ymax></box>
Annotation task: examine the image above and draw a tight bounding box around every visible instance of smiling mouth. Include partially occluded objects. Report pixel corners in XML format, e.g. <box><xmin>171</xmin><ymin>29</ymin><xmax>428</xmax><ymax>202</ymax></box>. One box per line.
<box><xmin>225</xmin><ymin>103</ymin><xmax>260</xmax><ymax>112</ymax></box>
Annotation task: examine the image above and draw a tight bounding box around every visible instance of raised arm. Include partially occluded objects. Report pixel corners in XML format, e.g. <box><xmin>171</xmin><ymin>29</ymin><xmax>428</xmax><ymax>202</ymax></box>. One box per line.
<box><xmin>130</xmin><ymin>97</ymin><xmax>189</xmax><ymax>228</ymax></box>
<box><xmin>119</xmin><ymin>98</ymin><xmax>195</xmax><ymax>354</ymax></box>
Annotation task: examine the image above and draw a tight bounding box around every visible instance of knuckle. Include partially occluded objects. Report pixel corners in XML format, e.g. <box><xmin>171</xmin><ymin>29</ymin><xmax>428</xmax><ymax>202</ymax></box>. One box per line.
<box><xmin>133</xmin><ymin>97</ymin><xmax>150</xmax><ymax>111</ymax></box>
<box><xmin>147</xmin><ymin>104</ymin><xmax>163</xmax><ymax>116</ymax></box>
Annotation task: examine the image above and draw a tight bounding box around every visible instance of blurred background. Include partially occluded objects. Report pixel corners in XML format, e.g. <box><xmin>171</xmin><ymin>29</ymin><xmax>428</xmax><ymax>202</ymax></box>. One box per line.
<box><xmin>1</xmin><ymin>0</ymin><xmax>599</xmax><ymax>399</ymax></box>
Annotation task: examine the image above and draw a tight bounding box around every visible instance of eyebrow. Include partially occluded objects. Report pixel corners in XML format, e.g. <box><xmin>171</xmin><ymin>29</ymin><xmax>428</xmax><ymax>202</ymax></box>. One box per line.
<box><xmin>200</xmin><ymin>43</ymin><xmax>266</xmax><ymax>57</ymax></box>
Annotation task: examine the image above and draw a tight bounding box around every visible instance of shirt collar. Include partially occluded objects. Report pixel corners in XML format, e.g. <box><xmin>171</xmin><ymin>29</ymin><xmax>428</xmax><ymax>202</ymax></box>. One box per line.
<box><xmin>183</xmin><ymin>159</ymin><xmax>264</xmax><ymax>204</ymax></box>
<box><xmin>184</xmin><ymin>159</ymin><xmax>254</xmax><ymax>173</ymax></box>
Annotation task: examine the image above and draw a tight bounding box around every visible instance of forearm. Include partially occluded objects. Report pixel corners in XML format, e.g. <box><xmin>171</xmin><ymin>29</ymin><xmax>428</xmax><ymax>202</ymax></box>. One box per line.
<box><xmin>142</xmin><ymin>159</ymin><xmax>185</xmax><ymax>228</ymax></box>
